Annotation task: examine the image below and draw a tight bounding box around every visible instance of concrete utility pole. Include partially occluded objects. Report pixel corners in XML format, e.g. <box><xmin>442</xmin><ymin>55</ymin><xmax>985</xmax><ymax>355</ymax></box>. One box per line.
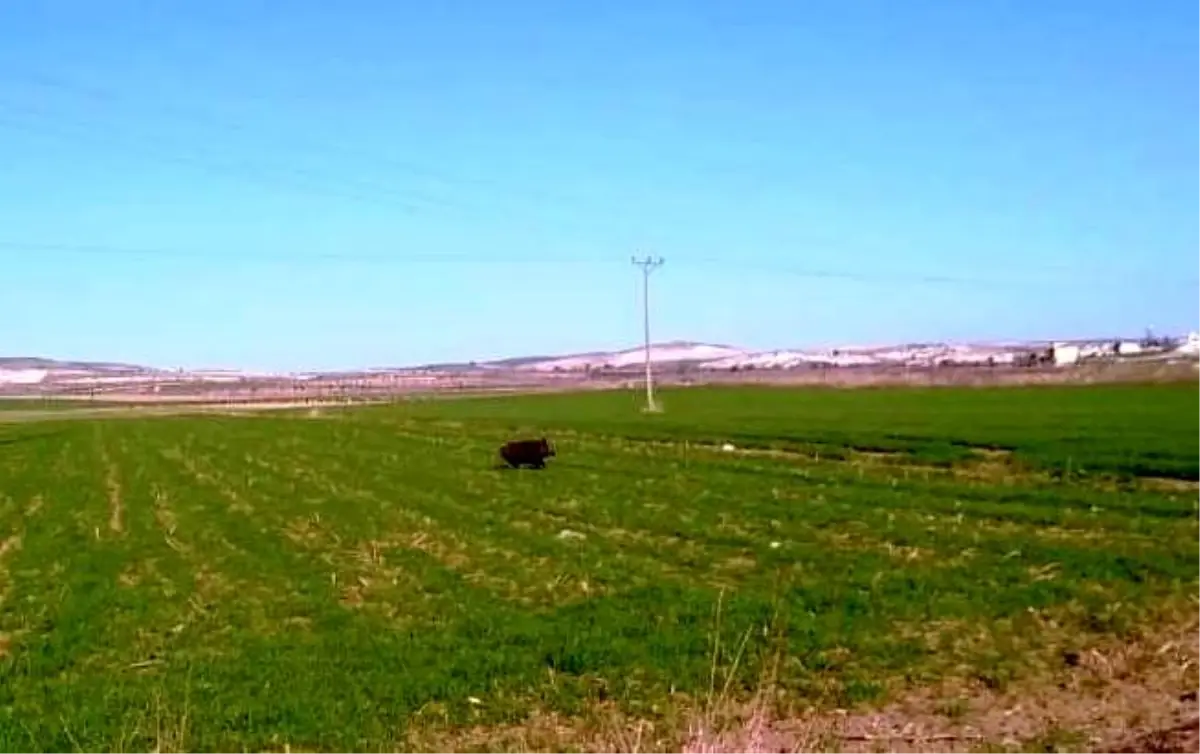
<box><xmin>631</xmin><ymin>255</ymin><xmax>665</xmax><ymax>412</ymax></box>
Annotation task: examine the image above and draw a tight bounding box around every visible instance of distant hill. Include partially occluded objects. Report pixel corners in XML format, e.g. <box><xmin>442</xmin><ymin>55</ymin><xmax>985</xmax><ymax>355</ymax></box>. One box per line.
<box><xmin>508</xmin><ymin>341</ymin><xmax>746</xmax><ymax>372</ymax></box>
<box><xmin>2</xmin><ymin>332</ymin><xmax>1195</xmax><ymax>389</ymax></box>
<box><xmin>0</xmin><ymin>356</ymin><xmax>148</xmax><ymax>372</ymax></box>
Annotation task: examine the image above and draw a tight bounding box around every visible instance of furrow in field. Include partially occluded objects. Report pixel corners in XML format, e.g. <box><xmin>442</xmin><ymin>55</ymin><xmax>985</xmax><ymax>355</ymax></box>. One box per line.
<box><xmin>394</xmin><ymin>414</ymin><xmax>1191</xmax><ymax>523</ymax></box>
<box><xmin>149</xmin><ymin>481</ymin><xmax>190</xmax><ymax>555</ymax></box>
<box><xmin>229</xmin><ymin>419</ymin><xmax>769</xmax><ymax>567</ymax></box>
<box><xmin>91</xmin><ymin>424</ymin><xmax>127</xmax><ymax>536</ymax></box>
<box><xmin>146</xmin><ymin>433</ymin><xmax>501</xmax><ymax>638</ymax></box>
<box><xmin>0</xmin><ymin>493</ymin><xmax>22</xmax><ymax>657</ymax></box>
<box><xmin>185</xmin><ymin>417</ymin><xmax>1187</xmax><ymax>608</ymax></box>
<box><xmin>153</xmin><ymin>443</ymin><xmax>319</xmax><ymax>572</ymax></box>
<box><xmin>480</xmin><ymin>449</ymin><xmax>1187</xmax><ymax>596</ymax></box>
<box><xmin>558</xmin><ymin>430</ymin><xmax>1200</xmax><ymax>493</ymax></box>
<box><xmin>266</xmin><ymin>428</ymin><xmax>982</xmax><ymax>610</ymax></box>
<box><xmin>162</xmin><ymin>445</ymin><xmax>255</xmax><ymax>515</ymax></box>
<box><xmin>563</xmin><ymin>444</ymin><xmax>1190</xmax><ymax>562</ymax></box>
<box><xmin>382</xmin><ymin>419</ymin><xmax>1197</xmax><ymax>606</ymax></box>
<box><xmin>139</xmin><ymin>412</ymin><xmax>1197</xmax><ymax>663</ymax></box>
<box><xmin>0</xmin><ymin>385</ymin><xmax>1195</xmax><ymax>753</ymax></box>
<box><xmin>0</xmin><ymin>430</ymin><xmax>80</xmax><ymax>664</ymax></box>
<box><xmin>102</xmin><ymin>428</ymin><xmax>281</xmax><ymax>675</ymax></box>
<box><xmin>608</xmin><ymin>436</ymin><xmax>1193</xmax><ymax>526</ymax></box>
<box><xmin>234</xmin><ymin>447</ymin><xmax>601</xmax><ymax>608</ymax></box>
<box><xmin>212</xmin><ymin>419</ymin><xmax>743</xmax><ymax>603</ymax></box>
<box><xmin>379</xmin><ymin>417</ymin><xmax>1187</xmax><ymax>541</ymax></box>
<box><xmin>0</xmin><ymin>424</ymin><xmax>146</xmax><ymax>684</ymax></box>
<box><xmin>258</xmin><ymin>430</ymin><xmax>730</xmax><ymax>582</ymax></box>
<box><xmin>0</xmin><ymin>421</ymin><xmax>260</xmax><ymax>751</ymax></box>
<box><xmin>277</xmin><ymin>504</ymin><xmax>556</xmax><ymax>615</ymax></box>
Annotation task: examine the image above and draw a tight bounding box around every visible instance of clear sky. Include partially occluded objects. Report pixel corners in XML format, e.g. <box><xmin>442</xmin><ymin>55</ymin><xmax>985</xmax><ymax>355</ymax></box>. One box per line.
<box><xmin>0</xmin><ymin>0</ymin><xmax>1195</xmax><ymax>371</ymax></box>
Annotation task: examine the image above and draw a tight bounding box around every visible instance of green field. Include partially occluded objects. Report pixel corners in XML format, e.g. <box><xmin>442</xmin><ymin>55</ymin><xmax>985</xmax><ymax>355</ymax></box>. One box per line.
<box><xmin>0</xmin><ymin>385</ymin><xmax>1196</xmax><ymax>751</ymax></box>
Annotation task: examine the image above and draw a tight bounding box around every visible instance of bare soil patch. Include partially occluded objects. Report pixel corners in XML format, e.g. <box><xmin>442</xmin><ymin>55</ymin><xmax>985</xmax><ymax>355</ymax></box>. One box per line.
<box><xmin>1110</xmin><ymin>716</ymin><xmax>1199</xmax><ymax>753</ymax></box>
<box><xmin>698</xmin><ymin>615</ymin><xmax>1200</xmax><ymax>753</ymax></box>
<box><xmin>406</xmin><ymin>616</ymin><xmax>1199</xmax><ymax>753</ymax></box>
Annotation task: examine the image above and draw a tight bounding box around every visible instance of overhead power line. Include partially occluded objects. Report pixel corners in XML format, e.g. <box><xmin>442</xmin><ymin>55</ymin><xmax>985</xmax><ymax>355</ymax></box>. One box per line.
<box><xmin>0</xmin><ymin>67</ymin><xmax>638</xmax><ymax>232</ymax></box>
<box><xmin>2</xmin><ymin>71</ymin><xmax>1194</xmax><ymax>293</ymax></box>
<box><xmin>0</xmin><ymin>241</ymin><xmax>1194</xmax><ymax>292</ymax></box>
<box><xmin>0</xmin><ymin>241</ymin><xmax>615</xmax><ymax>266</ymax></box>
<box><xmin>0</xmin><ymin>106</ymin><xmax>450</xmax><ymax>215</ymax></box>
<box><xmin>0</xmin><ymin>71</ymin><xmax>1190</xmax><ymax>291</ymax></box>
<box><xmin>4</xmin><ymin>69</ymin><xmax>585</xmax><ymax>203</ymax></box>
<box><xmin>688</xmin><ymin>257</ymin><xmax>1200</xmax><ymax>291</ymax></box>
<box><xmin>0</xmin><ymin>99</ymin><xmax>664</xmax><ymax>252</ymax></box>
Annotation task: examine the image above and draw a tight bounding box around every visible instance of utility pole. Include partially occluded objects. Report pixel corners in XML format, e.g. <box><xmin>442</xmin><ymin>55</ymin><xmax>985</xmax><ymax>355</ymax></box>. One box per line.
<box><xmin>631</xmin><ymin>255</ymin><xmax>665</xmax><ymax>412</ymax></box>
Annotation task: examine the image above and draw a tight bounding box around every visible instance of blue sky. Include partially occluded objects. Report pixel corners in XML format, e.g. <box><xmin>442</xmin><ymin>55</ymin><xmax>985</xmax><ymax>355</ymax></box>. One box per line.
<box><xmin>0</xmin><ymin>0</ymin><xmax>1195</xmax><ymax>371</ymax></box>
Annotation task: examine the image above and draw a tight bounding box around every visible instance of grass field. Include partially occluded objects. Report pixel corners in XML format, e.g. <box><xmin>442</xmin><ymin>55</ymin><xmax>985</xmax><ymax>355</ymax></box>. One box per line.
<box><xmin>0</xmin><ymin>385</ymin><xmax>1196</xmax><ymax>751</ymax></box>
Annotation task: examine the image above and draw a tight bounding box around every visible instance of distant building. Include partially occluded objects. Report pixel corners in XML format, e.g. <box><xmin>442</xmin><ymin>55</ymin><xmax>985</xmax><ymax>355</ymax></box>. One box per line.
<box><xmin>1116</xmin><ymin>341</ymin><xmax>1143</xmax><ymax>356</ymax></box>
<box><xmin>1052</xmin><ymin>343</ymin><xmax>1080</xmax><ymax>366</ymax></box>
<box><xmin>1178</xmin><ymin>332</ymin><xmax>1200</xmax><ymax>356</ymax></box>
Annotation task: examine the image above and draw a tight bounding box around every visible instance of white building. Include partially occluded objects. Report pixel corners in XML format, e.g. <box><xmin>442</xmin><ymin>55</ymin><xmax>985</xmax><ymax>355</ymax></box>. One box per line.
<box><xmin>1052</xmin><ymin>344</ymin><xmax>1080</xmax><ymax>366</ymax></box>
<box><xmin>1077</xmin><ymin>342</ymin><xmax>1112</xmax><ymax>359</ymax></box>
<box><xmin>1178</xmin><ymin>332</ymin><xmax>1200</xmax><ymax>356</ymax></box>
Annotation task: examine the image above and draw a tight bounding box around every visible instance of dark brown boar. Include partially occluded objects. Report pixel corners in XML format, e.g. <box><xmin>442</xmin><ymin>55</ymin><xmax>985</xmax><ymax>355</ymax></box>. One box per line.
<box><xmin>499</xmin><ymin>437</ymin><xmax>556</xmax><ymax>469</ymax></box>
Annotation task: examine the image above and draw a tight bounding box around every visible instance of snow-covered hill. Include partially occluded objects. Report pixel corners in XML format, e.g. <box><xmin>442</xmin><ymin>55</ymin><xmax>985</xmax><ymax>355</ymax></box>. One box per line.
<box><xmin>701</xmin><ymin>343</ymin><xmax>1022</xmax><ymax>370</ymax></box>
<box><xmin>0</xmin><ymin>358</ymin><xmax>286</xmax><ymax>389</ymax></box>
<box><xmin>508</xmin><ymin>340</ymin><xmax>1028</xmax><ymax>372</ymax></box>
<box><xmin>504</xmin><ymin>334</ymin><xmax>1198</xmax><ymax>373</ymax></box>
<box><xmin>517</xmin><ymin>341</ymin><xmax>746</xmax><ymax>372</ymax></box>
<box><xmin>0</xmin><ymin>357</ymin><xmax>153</xmax><ymax>386</ymax></box>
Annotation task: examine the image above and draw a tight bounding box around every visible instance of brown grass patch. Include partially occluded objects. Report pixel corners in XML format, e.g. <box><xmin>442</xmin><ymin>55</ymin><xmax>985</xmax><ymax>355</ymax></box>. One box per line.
<box><xmin>400</xmin><ymin>610</ymin><xmax>1200</xmax><ymax>753</ymax></box>
<box><xmin>0</xmin><ymin>533</ymin><xmax>21</xmax><ymax>560</ymax></box>
<box><xmin>0</xmin><ymin>532</ymin><xmax>25</xmax><ymax>659</ymax></box>
<box><xmin>826</xmin><ymin>621</ymin><xmax>1196</xmax><ymax>751</ymax></box>
<box><xmin>718</xmin><ymin>554</ymin><xmax>758</xmax><ymax>572</ymax></box>
<box><xmin>24</xmin><ymin>494</ymin><xmax>43</xmax><ymax>517</ymax></box>
<box><xmin>1140</xmin><ymin>476</ymin><xmax>1200</xmax><ymax>493</ymax></box>
<box><xmin>118</xmin><ymin>562</ymin><xmax>142</xmax><ymax>588</ymax></box>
